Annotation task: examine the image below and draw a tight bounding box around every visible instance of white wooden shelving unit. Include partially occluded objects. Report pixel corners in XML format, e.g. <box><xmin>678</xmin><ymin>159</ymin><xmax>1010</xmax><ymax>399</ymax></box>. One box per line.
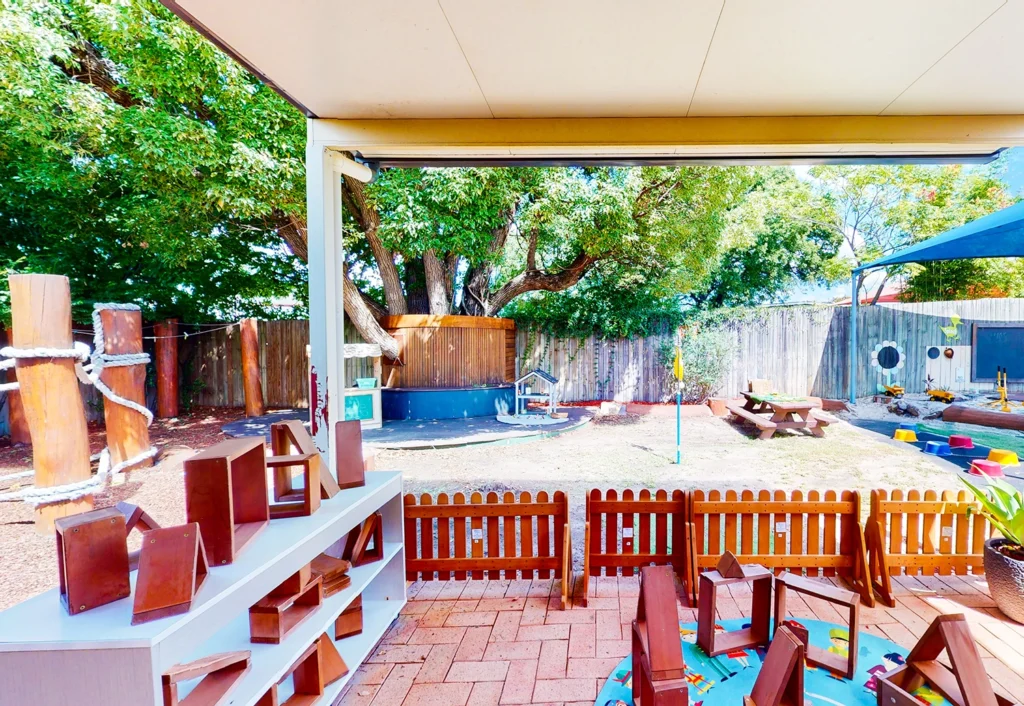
<box><xmin>0</xmin><ymin>470</ymin><xmax>405</xmax><ymax>706</ymax></box>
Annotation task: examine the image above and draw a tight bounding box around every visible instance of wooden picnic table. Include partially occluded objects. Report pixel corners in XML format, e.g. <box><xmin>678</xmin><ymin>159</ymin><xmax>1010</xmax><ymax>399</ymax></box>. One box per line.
<box><xmin>727</xmin><ymin>392</ymin><xmax>836</xmax><ymax>440</ymax></box>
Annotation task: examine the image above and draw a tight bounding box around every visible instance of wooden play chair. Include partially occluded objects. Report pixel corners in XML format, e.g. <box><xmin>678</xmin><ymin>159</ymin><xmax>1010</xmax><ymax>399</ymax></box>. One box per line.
<box><xmin>631</xmin><ymin>566</ymin><xmax>689</xmax><ymax>705</ymax></box>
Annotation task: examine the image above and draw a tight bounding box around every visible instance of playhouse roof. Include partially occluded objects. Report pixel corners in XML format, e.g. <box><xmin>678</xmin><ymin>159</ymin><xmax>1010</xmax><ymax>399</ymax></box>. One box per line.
<box><xmin>518</xmin><ymin>369</ymin><xmax>558</xmax><ymax>385</ymax></box>
<box><xmin>856</xmin><ymin>200</ymin><xmax>1024</xmax><ymax>271</ymax></box>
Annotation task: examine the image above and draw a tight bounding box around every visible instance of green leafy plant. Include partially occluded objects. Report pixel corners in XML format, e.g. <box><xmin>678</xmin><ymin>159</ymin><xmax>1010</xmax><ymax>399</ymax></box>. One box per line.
<box><xmin>659</xmin><ymin>328</ymin><xmax>735</xmax><ymax>404</ymax></box>
<box><xmin>960</xmin><ymin>476</ymin><xmax>1024</xmax><ymax>555</ymax></box>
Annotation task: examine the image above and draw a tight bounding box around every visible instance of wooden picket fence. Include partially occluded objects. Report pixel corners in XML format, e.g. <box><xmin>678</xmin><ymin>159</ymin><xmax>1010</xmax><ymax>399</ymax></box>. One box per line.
<box><xmin>584</xmin><ymin>489</ymin><xmax>688</xmax><ymax>576</ymax></box>
<box><xmin>687</xmin><ymin>489</ymin><xmax>872</xmax><ymax>606</ymax></box>
<box><xmin>865</xmin><ymin>489</ymin><xmax>992</xmax><ymax>607</ymax></box>
<box><xmin>403</xmin><ymin>490</ymin><xmax>571</xmax><ymax>607</ymax></box>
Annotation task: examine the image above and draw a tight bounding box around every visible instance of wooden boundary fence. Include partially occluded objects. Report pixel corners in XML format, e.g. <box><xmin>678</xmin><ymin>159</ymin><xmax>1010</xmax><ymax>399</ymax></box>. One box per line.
<box><xmin>584</xmin><ymin>489</ymin><xmax>688</xmax><ymax>577</ymax></box>
<box><xmin>403</xmin><ymin>490</ymin><xmax>570</xmax><ymax>606</ymax></box>
<box><xmin>865</xmin><ymin>489</ymin><xmax>991</xmax><ymax>607</ymax></box>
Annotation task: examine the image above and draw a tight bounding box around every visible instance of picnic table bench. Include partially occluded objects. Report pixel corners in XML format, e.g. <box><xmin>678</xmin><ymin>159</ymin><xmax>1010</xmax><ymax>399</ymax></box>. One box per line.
<box><xmin>727</xmin><ymin>392</ymin><xmax>837</xmax><ymax>440</ymax></box>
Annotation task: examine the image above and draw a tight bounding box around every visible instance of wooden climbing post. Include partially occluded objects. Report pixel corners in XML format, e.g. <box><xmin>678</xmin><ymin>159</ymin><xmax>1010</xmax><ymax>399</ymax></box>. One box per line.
<box><xmin>8</xmin><ymin>274</ymin><xmax>93</xmax><ymax>532</ymax></box>
<box><xmin>5</xmin><ymin>376</ymin><xmax>32</xmax><ymax>446</ymax></box>
<box><xmin>97</xmin><ymin>306</ymin><xmax>153</xmax><ymax>472</ymax></box>
<box><xmin>154</xmin><ymin>318</ymin><xmax>179</xmax><ymax>418</ymax></box>
<box><xmin>240</xmin><ymin>318</ymin><xmax>265</xmax><ymax>417</ymax></box>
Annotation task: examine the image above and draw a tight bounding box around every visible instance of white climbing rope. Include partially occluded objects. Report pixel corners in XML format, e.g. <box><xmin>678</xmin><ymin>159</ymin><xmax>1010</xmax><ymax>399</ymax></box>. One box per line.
<box><xmin>0</xmin><ymin>303</ymin><xmax>159</xmax><ymax>506</ymax></box>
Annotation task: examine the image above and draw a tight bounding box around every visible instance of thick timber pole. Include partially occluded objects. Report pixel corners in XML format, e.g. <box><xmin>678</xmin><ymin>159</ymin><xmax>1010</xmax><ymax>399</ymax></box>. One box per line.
<box><xmin>154</xmin><ymin>318</ymin><xmax>179</xmax><ymax>418</ymax></box>
<box><xmin>5</xmin><ymin>375</ymin><xmax>31</xmax><ymax>446</ymax></box>
<box><xmin>98</xmin><ymin>307</ymin><xmax>152</xmax><ymax>472</ymax></box>
<box><xmin>8</xmin><ymin>274</ymin><xmax>93</xmax><ymax>531</ymax></box>
<box><xmin>240</xmin><ymin>318</ymin><xmax>266</xmax><ymax>417</ymax></box>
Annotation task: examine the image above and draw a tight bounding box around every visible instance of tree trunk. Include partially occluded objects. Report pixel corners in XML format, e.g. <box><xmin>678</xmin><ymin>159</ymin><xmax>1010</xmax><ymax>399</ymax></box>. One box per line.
<box><xmin>403</xmin><ymin>257</ymin><xmax>430</xmax><ymax>314</ymax></box>
<box><xmin>342</xmin><ymin>268</ymin><xmax>401</xmax><ymax>361</ymax></box>
<box><xmin>869</xmin><ymin>271</ymin><xmax>891</xmax><ymax>306</ymax></box>
<box><xmin>485</xmin><ymin>252</ymin><xmax>597</xmax><ymax>315</ymax></box>
<box><xmin>343</xmin><ymin>175</ymin><xmax>407</xmax><ymax>315</ymax></box>
<box><xmin>462</xmin><ymin>220</ymin><xmax>513</xmax><ymax>316</ymax></box>
<box><xmin>422</xmin><ymin>250</ymin><xmax>450</xmax><ymax>315</ymax></box>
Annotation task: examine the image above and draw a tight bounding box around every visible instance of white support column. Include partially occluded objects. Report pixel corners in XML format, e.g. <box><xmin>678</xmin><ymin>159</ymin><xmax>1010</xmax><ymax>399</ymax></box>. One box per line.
<box><xmin>306</xmin><ymin>120</ymin><xmax>346</xmax><ymax>471</ymax></box>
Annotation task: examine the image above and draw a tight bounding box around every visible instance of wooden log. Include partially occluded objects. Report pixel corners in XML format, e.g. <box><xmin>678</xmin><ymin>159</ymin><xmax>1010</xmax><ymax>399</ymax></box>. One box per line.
<box><xmin>154</xmin><ymin>318</ymin><xmax>179</xmax><ymax>418</ymax></box>
<box><xmin>8</xmin><ymin>274</ymin><xmax>93</xmax><ymax>531</ymax></box>
<box><xmin>6</xmin><ymin>377</ymin><xmax>32</xmax><ymax>445</ymax></box>
<box><xmin>98</xmin><ymin>307</ymin><xmax>152</xmax><ymax>472</ymax></box>
<box><xmin>239</xmin><ymin>318</ymin><xmax>265</xmax><ymax>417</ymax></box>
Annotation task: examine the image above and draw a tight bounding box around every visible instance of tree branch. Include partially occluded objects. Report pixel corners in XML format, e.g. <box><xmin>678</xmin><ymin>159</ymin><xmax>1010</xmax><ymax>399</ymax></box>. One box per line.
<box><xmin>485</xmin><ymin>252</ymin><xmax>597</xmax><ymax>315</ymax></box>
<box><xmin>422</xmin><ymin>249</ymin><xmax>450</xmax><ymax>315</ymax></box>
<box><xmin>343</xmin><ymin>174</ymin><xmax>407</xmax><ymax>315</ymax></box>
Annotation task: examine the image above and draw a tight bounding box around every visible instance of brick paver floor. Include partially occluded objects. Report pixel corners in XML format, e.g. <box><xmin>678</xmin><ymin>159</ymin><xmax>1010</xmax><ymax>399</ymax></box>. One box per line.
<box><xmin>337</xmin><ymin>572</ymin><xmax>1024</xmax><ymax>705</ymax></box>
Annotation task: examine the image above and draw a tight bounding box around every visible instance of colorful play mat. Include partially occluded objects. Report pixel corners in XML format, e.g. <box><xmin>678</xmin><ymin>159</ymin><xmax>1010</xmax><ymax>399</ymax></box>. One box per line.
<box><xmin>596</xmin><ymin>618</ymin><xmax>951</xmax><ymax>706</ymax></box>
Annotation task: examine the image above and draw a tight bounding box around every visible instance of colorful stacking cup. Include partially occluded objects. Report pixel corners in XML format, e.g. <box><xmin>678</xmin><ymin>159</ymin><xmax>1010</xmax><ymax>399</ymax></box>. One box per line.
<box><xmin>948</xmin><ymin>434</ymin><xmax>974</xmax><ymax>449</ymax></box>
<box><xmin>893</xmin><ymin>429</ymin><xmax>918</xmax><ymax>442</ymax></box>
<box><xmin>898</xmin><ymin>422</ymin><xmax>918</xmax><ymax>432</ymax></box>
<box><xmin>923</xmin><ymin>441</ymin><xmax>952</xmax><ymax>456</ymax></box>
<box><xmin>988</xmin><ymin>449</ymin><xmax>1020</xmax><ymax>466</ymax></box>
<box><xmin>970</xmin><ymin>459</ymin><xmax>1005</xmax><ymax>477</ymax></box>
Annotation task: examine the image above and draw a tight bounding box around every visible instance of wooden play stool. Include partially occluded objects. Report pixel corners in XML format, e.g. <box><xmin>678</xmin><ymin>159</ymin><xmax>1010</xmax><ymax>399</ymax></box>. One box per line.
<box><xmin>631</xmin><ymin>565</ymin><xmax>689</xmax><ymax>706</ymax></box>
<box><xmin>161</xmin><ymin>650</ymin><xmax>250</xmax><ymax>706</ymax></box>
<box><xmin>268</xmin><ymin>420</ymin><xmax>341</xmax><ymax>501</ymax></box>
<box><xmin>55</xmin><ymin>507</ymin><xmax>131</xmax><ymax>615</ymax></box>
<box><xmin>249</xmin><ymin>568</ymin><xmax>324</xmax><ymax>644</ymax></box>
<box><xmin>184</xmin><ymin>437</ymin><xmax>270</xmax><ymax>565</ymax></box>
<box><xmin>697</xmin><ymin>560</ymin><xmax>772</xmax><ymax>658</ymax></box>
<box><xmin>255</xmin><ymin>638</ymin><xmax>324</xmax><ymax>706</ymax></box>
<box><xmin>744</xmin><ymin>624</ymin><xmax>805</xmax><ymax>706</ymax></box>
<box><xmin>877</xmin><ymin>614</ymin><xmax>1020</xmax><ymax>706</ymax></box>
<box><xmin>132</xmin><ymin>522</ymin><xmax>210</xmax><ymax>625</ymax></box>
<box><xmin>774</xmin><ymin>571</ymin><xmax>858</xmax><ymax>680</ymax></box>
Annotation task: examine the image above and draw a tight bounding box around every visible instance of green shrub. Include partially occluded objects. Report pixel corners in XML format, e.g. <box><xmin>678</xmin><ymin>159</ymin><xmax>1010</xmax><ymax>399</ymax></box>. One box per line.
<box><xmin>660</xmin><ymin>328</ymin><xmax>734</xmax><ymax>404</ymax></box>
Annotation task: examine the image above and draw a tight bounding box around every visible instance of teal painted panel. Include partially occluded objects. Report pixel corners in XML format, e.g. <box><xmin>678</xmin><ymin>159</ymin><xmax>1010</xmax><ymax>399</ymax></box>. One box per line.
<box><xmin>344</xmin><ymin>393</ymin><xmax>374</xmax><ymax>421</ymax></box>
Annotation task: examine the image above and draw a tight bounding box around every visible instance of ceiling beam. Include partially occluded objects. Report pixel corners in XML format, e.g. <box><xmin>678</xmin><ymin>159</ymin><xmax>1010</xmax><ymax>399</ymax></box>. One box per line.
<box><xmin>310</xmin><ymin>115</ymin><xmax>1024</xmax><ymax>164</ymax></box>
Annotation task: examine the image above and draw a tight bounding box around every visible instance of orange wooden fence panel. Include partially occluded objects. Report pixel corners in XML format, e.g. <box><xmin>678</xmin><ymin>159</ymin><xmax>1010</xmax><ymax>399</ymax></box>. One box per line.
<box><xmin>688</xmin><ymin>489</ymin><xmax>872</xmax><ymax>606</ymax></box>
<box><xmin>404</xmin><ymin>490</ymin><xmax>568</xmax><ymax>585</ymax></box>
<box><xmin>585</xmin><ymin>489</ymin><xmax>688</xmax><ymax>578</ymax></box>
<box><xmin>865</xmin><ymin>489</ymin><xmax>991</xmax><ymax>607</ymax></box>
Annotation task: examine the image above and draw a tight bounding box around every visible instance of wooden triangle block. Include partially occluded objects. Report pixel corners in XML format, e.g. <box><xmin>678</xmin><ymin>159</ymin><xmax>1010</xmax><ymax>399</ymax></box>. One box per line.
<box><xmin>133</xmin><ymin>522</ymin><xmax>209</xmax><ymax>625</ymax></box>
<box><xmin>343</xmin><ymin>513</ymin><xmax>384</xmax><ymax>567</ymax></box>
<box><xmin>117</xmin><ymin>501</ymin><xmax>160</xmax><ymax>534</ymax></box>
<box><xmin>745</xmin><ymin>625</ymin><xmax>804</xmax><ymax>706</ymax></box>
<box><xmin>162</xmin><ymin>650</ymin><xmax>250</xmax><ymax>706</ymax></box>
<box><xmin>269</xmin><ymin>419</ymin><xmax>340</xmax><ymax>501</ymax></box>
<box><xmin>878</xmin><ymin>614</ymin><xmax>1012</xmax><ymax>706</ymax></box>
<box><xmin>716</xmin><ymin>550</ymin><xmax>745</xmax><ymax>579</ymax></box>
<box><xmin>319</xmin><ymin>633</ymin><xmax>350</xmax><ymax>685</ymax></box>
<box><xmin>635</xmin><ymin>565</ymin><xmax>686</xmax><ymax>682</ymax></box>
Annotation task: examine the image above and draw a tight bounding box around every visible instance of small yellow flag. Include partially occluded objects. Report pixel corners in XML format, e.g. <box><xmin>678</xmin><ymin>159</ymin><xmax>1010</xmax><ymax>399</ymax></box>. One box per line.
<box><xmin>673</xmin><ymin>347</ymin><xmax>684</xmax><ymax>382</ymax></box>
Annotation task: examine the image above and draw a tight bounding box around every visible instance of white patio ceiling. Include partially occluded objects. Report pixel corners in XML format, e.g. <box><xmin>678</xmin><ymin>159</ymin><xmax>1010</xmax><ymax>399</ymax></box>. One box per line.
<box><xmin>165</xmin><ymin>0</ymin><xmax>1024</xmax><ymax>161</ymax></box>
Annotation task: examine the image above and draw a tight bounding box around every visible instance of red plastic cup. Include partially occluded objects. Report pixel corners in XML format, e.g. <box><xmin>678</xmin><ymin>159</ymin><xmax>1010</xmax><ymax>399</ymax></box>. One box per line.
<box><xmin>970</xmin><ymin>460</ymin><xmax>1004</xmax><ymax>477</ymax></box>
<box><xmin>948</xmin><ymin>434</ymin><xmax>974</xmax><ymax>449</ymax></box>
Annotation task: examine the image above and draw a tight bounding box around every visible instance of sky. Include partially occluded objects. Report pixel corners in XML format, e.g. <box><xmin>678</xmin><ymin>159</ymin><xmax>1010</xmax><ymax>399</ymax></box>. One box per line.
<box><xmin>783</xmin><ymin>147</ymin><xmax>1024</xmax><ymax>305</ymax></box>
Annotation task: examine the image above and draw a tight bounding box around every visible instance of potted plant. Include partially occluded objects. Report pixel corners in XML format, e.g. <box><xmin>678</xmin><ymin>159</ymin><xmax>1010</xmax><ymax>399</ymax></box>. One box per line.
<box><xmin>960</xmin><ymin>476</ymin><xmax>1024</xmax><ymax>623</ymax></box>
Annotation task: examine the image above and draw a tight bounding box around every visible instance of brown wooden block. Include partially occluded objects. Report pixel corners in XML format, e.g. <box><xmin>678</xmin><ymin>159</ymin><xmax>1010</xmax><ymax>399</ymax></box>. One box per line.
<box><xmin>184</xmin><ymin>438</ymin><xmax>270</xmax><ymax>566</ymax></box>
<box><xmin>311</xmin><ymin>553</ymin><xmax>352</xmax><ymax>597</ymax></box>
<box><xmin>877</xmin><ymin>614</ymin><xmax>1016</xmax><ymax>706</ymax></box>
<box><xmin>319</xmin><ymin>633</ymin><xmax>349</xmax><ymax>685</ymax></box>
<box><xmin>133</xmin><ymin>522</ymin><xmax>209</xmax><ymax>625</ymax></box>
<box><xmin>269</xmin><ymin>420</ymin><xmax>340</xmax><ymax>500</ymax></box>
<box><xmin>257</xmin><ymin>639</ymin><xmax>324</xmax><ymax>706</ymax></box>
<box><xmin>55</xmin><ymin>508</ymin><xmax>131</xmax><ymax>615</ymax></box>
<box><xmin>632</xmin><ymin>566</ymin><xmax>688</xmax><ymax>706</ymax></box>
<box><xmin>117</xmin><ymin>501</ymin><xmax>163</xmax><ymax>571</ymax></box>
<box><xmin>249</xmin><ymin>575</ymin><xmax>323</xmax><ymax>644</ymax></box>
<box><xmin>267</xmin><ymin>452</ymin><xmax>321</xmax><ymax>519</ymax></box>
<box><xmin>716</xmin><ymin>550</ymin><xmax>745</xmax><ymax>579</ymax></box>
<box><xmin>744</xmin><ymin>625</ymin><xmax>804</xmax><ymax>706</ymax></box>
<box><xmin>697</xmin><ymin>564</ymin><xmax>772</xmax><ymax>658</ymax></box>
<box><xmin>162</xmin><ymin>650</ymin><xmax>250</xmax><ymax>706</ymax></box>
<box><xmin>774</xmin><ymin>571</ymin><xmax>858</xmax><ymax>680</ymax></box>
<box><xmin>335</xmin><ymin>596</ymin><xmax>363</xmax><ymax>639</ymax></box>
<box><xmin>343</xmin><ymin>512</ymin><xmax>383</xmax><ymax>567</ymax></box>
<box><xmin>269</xmin><ymin>565</ymin><xmax>311</xmax><ymax>598</ymax></box>
<box><xmin>334</xmin><ymin>420</ymin><xmax>366</xmax><ymax>490</ymax></box>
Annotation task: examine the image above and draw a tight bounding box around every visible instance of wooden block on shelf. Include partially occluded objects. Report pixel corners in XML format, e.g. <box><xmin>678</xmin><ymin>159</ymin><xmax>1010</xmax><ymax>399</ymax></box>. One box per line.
<box><xmin>184</xmin><ymin>438</ymin><xmax>270</xmax><ymax>566</ymax></box>
<box><xmin>256</xmin><ymin>639</ymin><xmax>325</xmax><ymax>706</ymax></box>
<box><xmin>269</xmin><ymin>419</ymin><xmax>340</xmax><ymax>500</ymax></box>
<box><xmin>162</xmin><ymin>650</ymin><xmax>250</xmax><ymax>706</ymax></box>
<box><xmin>697</xmin><ymin>563</ymin><xmax>772</xmax><ymax>658</ymax></box>
<box><xmin>319</xmin><ymin>633</ymin><xmax>350</xmax><ymax>685</ymax></box>
<box><xmin>55</xmin><ymin>507</ymin><xmax>131</xmax><ymax>616</ymax></box>
<box><xmin>343</xmin><ymin>512</ymin><xmax>383</xmax><ymax>567</ymax></box>
<box><xmin>269</xmin><ymin>564</ymin><xmax>312</xmax><ymax>598</ymax></box>
<box><xmin>117</xmin><ymin>501</ymin><xmax>162</xmax><ymax>570</ymax></box>
<box><xmin>335</xmin><ymin>596</ymin><xmax>363</xmax><ymax>639</ymax></box>
<box><xmin>311</xmin><ymin>553</ymin><xmax>352</xmax><ymax>598</ymax></box>
<box><xmin>335</xmin><ymin>420</ymin><xmax>366</xmax><ymax>490</ymax></box>
<box><xmin>716</xmin><ymin>550</ymin><xmax>745</xmax><ymax>579</ymax></box>
<box><xmin>631</xmin><ymin>566</ymin><xmax>688</xmax><ymax>705</ymax></box>
<box><xmin>249</xmin><ymin>575</ymin><xmax>324</xmax><ymax>644</ymax></box>
<box><xmin>267</xmin><ymin>452</ymin><xmax>321</xmax><ymax>519</ymax></box>
<box><xmin>133</xmin><ymin>522</ymin><xmax>209</xmax><ymax>625</ymax></box>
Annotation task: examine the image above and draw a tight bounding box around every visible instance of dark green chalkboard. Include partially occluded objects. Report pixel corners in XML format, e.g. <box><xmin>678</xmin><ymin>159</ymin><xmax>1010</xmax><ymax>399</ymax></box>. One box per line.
<box><xmin>972</xmin><ymin>323</ymin><xmax>1024</xmax><ymax>382</ymax></box>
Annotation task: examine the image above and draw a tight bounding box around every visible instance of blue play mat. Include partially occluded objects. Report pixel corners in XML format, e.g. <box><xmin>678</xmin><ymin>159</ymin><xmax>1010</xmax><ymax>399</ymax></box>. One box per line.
<box><xmin>596</xmin><ymin>618</ymin><xmax>951</xmax><ymax>706</ymax></box>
